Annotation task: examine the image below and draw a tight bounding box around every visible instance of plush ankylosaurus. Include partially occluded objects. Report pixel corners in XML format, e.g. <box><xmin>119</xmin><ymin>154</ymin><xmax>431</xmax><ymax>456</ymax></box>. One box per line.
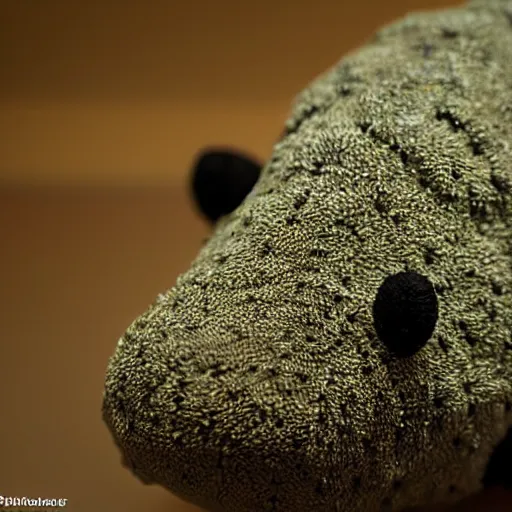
<box><xmin>102</xmin><ymin>1</ymin><xmax>512</xmax><ymax>510</ymax></box>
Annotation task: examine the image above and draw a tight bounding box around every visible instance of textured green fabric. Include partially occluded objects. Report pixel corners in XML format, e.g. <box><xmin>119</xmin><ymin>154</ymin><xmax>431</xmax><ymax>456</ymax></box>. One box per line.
<box><xmin>103</xmin><ymin>1</ymin><xmax>512</xmax><ymax>510</ymax></box>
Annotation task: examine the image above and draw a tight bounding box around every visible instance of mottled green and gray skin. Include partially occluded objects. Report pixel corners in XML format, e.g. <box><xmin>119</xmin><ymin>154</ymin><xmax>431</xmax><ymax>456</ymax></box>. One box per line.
<box><xmin>103</xmin><ymin>1</ymin><xmax>512</xmax><ymax>510</ymax></box>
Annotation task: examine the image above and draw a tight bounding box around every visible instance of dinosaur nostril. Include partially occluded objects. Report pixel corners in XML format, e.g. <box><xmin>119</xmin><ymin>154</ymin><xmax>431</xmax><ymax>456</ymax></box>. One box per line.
<box><xmin>372</xmin><ymin>271</ymin><xmax>438</xmax><ymax>357</ymax></box>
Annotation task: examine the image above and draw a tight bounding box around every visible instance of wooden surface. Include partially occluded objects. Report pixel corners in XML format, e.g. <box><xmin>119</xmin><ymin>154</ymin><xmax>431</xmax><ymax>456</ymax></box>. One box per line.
<box><xmin>0</xmin><ymin>0</ymin><xmax>464</xmax><ymax>186</ymax></box>
<box><xmin>0</xmin><ymin>186</ymin><xmax>511</xmax><ymax>512</ymax></box>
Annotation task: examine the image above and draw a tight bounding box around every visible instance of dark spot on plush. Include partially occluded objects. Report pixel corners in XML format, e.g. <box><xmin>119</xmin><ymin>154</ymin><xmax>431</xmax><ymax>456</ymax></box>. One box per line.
<box><xmin>339</xmin><ymin>84</ymin><xmax>352</xmax><ymax>96</ymax></box>
<box><xmin>227</xmin><ymin>390</ymin><xmax>238</xmax><ymax>402</ymax></box>
<box><xmin>441</xmin><ymin>27</ymin><xmax>459</xmax><ymax>38</ymax></box>
<box><xmin>492</xmin><ymin>281</ymin><xmax>504</xmax><ymax>295</ymax></box>
<box><xmin>296</xmin><ymin>372</ymin><xmax>309</xmax><ymax>383</ymax></box>
<box><xmin>177</xmin><ymin>379</ymin><xmax>190</xmax><ymax>390</ymax></box>
<box><xmin>294</xmin><ymin>190</ymin><xmax>311</xmax><ymax>210</ymax></box>
<box><xmin>465</xmin><ymin>332</ymin><xmax>478</xmax><ymax>347</ymax></box>
<box><xmin>422</xmin><ymin>42</ymin><xmax>434</xmax><ymax>57</ymax></box>
<box><xmin>135</xmin><ymin>318</ymin><xmax>148</xmax><ymax>329</ymax></box>
<box><xmin>216</xmin><ymin>254</ymin><xmax>228</xmax><ymax>265</ymax></box>
<box><xmin>468</xmin><ymin>183</ymin><xmax>481</xmax><ymax>198</ymax></box>
<box><xmin>453</xmin><ymin>437</ymin><xmax>461</xmax><ymax>448</ymax></box>
<box><xmin>358</xmin><ymin>122</ymin><xmax>370</xmax><ymax>134</ymax></box>
<box><xmin>435</xmin><ymin>109</ymin><xmax>462</xmax><ymax>131</ymax></box>
<box><xmin>211</xmin><ymin>366</ymin><xmax>230</xmax><ymax>378</ymax></box>
<box><xmin>127</xmin><ymin>418</ymin><xmax>135</xmax><ymax>434</ymax></box>
<box><xmin>390</xmin><ymin>377</ymin><xmax>400</xmax><ymax>388</ymax></box>
<box><xmin>451</xmin><ymin>169</ymin><xmax>462</xmax><ymax>180</ymax></box>
<box><xmin>310</xmin><ymin>249</ymin><xmax>329</xmax><ymax>258</ymax></box>
<box><xmin>334</xmin><ymin>293</ymin><xmax>343</xmax><ymax>303</ymax></box>
<box><xmin>257</xmin><ymin>408</ymin><xmax>267</xmax><ymax>423</ymax></box>
<box><xmin>198</xmin><ymin>418</ymin><xmax>216</xmax><ymax>437</ymax></box>
<box><xmin>418</xmin><ymin>176</ymin><xmax>429</xmax><ymax>188</ymax></box>
<box><xmin>491</xmin><ymin>172</ymin><xmax>510</xmax><ymax>193</ymax></box>
<box><xmin>248</xmin><ymin>364</ymin><xmax>258</xmax><ymax>373</ymax></box>
<box><xmin>470</xmin><ymin>139</ymin><xmax>485</xmax><ymax>156</ymax></box>
<box><xmin>310</xmin><ymin>163</ymin><xmax>324</xmax><ymax>176</ymax></box>
<box><xmin>468</xmin><ymin>403</ymin><xmax>476</xmax><ymax>417</ymax></box>
<box><xmin>262</xmin><ymin>241</ymin><xmax>273</xmax><ymax>256</ymax></box>
<box><xmin>399</xmin><ymin>150</ymin><xmax>409</xmax><ymax>166</ymax></box>
<box><xmin>173</xmin><ymin>394</ymin><xmax>185</xmax><ymax>405</ymax></box>
<box><xmin>375</xmin><ymin>197</ymin><xmax>388</xmax><ymax>214</ymax></box>
<box><xmin>353</xmin><ymin>476</ymin><xmax>362</xmax><ymax>490</ymax></box>
<box><xmin>150</xmin><ymin>414</ymin><xmax>161</xmax><ymax>427</ymax></box>
<box><xmin>434</xmin><ymin>396</ymin><xmax>444</xmax><ymax>408</ymax></box>
<box><xmin>293</xmin><ymin>438</ymin><xmax>305</xmax><ymax>449</ymax></box>
<box><xmin>347</xmin><ymin>311</ymin><xmax>358</xmax><ymax>323</ymax></box>
<box><xmin>317</xmin><ymin>411</ymin><xmax>327</xmax><ymax>425</ymax></box>
<box><xmin>373</xmin><ymin>271</ymin><xmax>438</xmax><ymax>357</ymax></box>
<box><xmin>424</xmin><ymin>247</ymin><xmax>436</xmax><ymax>265</ymax></box>
<box><xmin>190</xmin><ymin>149</ymin><xmax>261</xmax><ymax>223</ymax></box>
<box><xmin>390</xmin><ymin>213</ymin><xmax>401</xmax><ymax>226</ymax></box>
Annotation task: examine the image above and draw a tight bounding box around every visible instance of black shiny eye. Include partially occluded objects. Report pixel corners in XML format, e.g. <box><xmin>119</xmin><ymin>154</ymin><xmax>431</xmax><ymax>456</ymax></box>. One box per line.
<box><xmin>190</xmin><ymin>149</ymin><xmax>262</xmax><ymax>223</ymax></box>
<box><xmin>372</xmin><ymin>271</ymin><xmax>438</xmax><ymax>357</ymax></box>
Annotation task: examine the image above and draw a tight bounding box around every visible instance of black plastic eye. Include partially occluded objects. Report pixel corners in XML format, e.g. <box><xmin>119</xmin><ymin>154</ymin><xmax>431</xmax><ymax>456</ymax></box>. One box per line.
<box><xmin>190</xmin><ymin>148</ymin><xmax>262</xmax><ymax>223</ymax></box>
<box><xmin>372</xmin><ymin>271</ymin><xmax>438</xmax><ymax>357</ymax></box>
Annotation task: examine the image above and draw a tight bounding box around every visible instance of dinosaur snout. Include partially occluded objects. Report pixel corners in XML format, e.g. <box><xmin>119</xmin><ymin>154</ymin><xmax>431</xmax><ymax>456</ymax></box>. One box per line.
<box><xmin>102</xmin><ymin>311</ymin><xmax>379</xmax><ymax>512</ymax></box>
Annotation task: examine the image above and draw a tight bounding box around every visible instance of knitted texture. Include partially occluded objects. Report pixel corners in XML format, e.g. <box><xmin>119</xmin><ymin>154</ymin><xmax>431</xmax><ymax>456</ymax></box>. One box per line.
<box><xmin>103</xmin><ymin>1</ymin><xmax>512</xmax><ymax>510</ymax></box>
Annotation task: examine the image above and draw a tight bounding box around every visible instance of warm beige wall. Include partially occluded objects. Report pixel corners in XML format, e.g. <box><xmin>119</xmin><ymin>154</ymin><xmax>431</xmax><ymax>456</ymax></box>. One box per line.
<box><xmin>0</xmin><ymin>0</ymin><xmax>464</xmax><ymax>187</ymax></box>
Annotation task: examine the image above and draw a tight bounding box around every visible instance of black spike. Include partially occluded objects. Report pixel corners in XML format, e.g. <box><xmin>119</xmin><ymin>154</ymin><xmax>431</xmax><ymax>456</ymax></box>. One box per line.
<box><xmin>190</xmin><ymin>148</ymin><xmax>262</xmax><ymax>223</ymax></box>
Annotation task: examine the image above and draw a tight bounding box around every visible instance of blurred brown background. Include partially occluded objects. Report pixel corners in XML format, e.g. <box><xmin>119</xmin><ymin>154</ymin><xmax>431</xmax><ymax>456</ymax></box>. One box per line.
<box><xmin>3</xmin><ymin>1</ymin><xmax>511</xmax><ymax>512</ymax></box>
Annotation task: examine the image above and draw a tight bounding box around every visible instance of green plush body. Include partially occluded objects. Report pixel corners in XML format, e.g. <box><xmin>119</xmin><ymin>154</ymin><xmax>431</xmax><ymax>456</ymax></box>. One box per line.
<box><xmin>103</xmin><ymin>1</ymin><xmax>512</xmax><ymax>510</ymax></box>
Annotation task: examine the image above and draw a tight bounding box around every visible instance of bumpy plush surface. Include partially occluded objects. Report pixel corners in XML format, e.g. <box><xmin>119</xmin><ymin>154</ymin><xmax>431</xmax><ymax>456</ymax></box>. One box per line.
<box><xmin>102</xmin><ymin>1</ymin><xmax>512</xmax><ymax>510</ymax></box>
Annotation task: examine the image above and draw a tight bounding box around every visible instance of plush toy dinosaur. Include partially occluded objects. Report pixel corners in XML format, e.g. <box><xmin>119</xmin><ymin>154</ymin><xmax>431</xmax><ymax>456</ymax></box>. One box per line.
<box><xmin>102</xmin><ymin>0</ymin><xmax>512</xmax><ymax>510</ymax></box>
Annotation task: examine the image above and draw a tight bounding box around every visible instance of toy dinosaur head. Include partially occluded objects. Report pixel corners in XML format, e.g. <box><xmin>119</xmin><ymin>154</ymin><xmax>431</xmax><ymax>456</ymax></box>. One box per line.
<box><xmin>103</xmin><ymin>1</ymin><xmax>512</xmax><ymax>510</ymax></box>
